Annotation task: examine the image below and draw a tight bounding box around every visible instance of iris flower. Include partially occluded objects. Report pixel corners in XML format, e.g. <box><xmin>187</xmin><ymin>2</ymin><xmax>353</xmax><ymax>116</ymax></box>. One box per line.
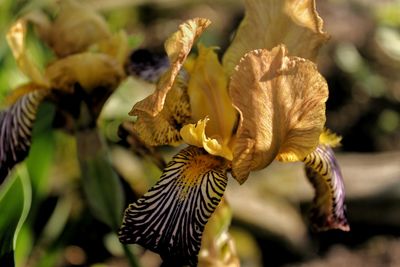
<box><xmin>118</xmin><ymin>0</ymin><xmax>349</xmax><ymax>266</ymax></box>
<box><xmin>0</xmin><ymin>0</ymin><xmax>127</xmax><ymax>182</ymax></box>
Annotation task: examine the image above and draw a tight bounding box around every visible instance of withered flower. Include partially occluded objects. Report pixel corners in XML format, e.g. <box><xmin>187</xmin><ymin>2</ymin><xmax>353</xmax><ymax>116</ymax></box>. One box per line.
<box><xmin>118</xmin><ymin>1</ymin><xmax>349</xmax><ymax>266</ymax></box>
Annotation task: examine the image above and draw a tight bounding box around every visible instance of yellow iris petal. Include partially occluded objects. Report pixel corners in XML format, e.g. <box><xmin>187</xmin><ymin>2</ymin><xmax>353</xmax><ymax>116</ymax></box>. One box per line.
<box><xmin>222</xmin><ymin>0</ymin><xmax>328</xmax><ymax>75</ymax></box>
<box><xmin>181</xmin><ymin>118</ymin><xmax>233</xmax><ymax>160</ymax></box>
<box><xmin>229</xmin><ymin>45</ymin><xmax>328</xmax><ymax>183</ymax></box>
<box><xmin>6</xmin><ymin>20</ymin><xmax>49</xmax><ymax>86</ymax></box>
<box><xmin>94</xmin><ymin>30</ymin><xmax>130</xmax><ymax>66</ymax></box>
<box><xmin>187</xmin><ymin>45</ymin><xmax>237</xmax><ymax>142</ymax></box>
<box><xmin>45</xmin><ymin>53</ymin><xmax>124</xmax><ymax>93</ymax></box>
<box><xmin>45</xmin><ymin>0</ymin><xmax>111</xmax><ymax>57</ymax></box>
<box><xmin>131</xmin><ymin>18</ymin><xmax>211</xmax><ymax>117</ymax></box>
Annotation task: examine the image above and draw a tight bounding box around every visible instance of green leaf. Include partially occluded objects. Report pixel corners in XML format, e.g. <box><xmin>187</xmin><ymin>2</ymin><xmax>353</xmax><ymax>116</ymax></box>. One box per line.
<box><xmin>77</xmin><ymin>128</ymin><xmax>124</xmax><ymax>230</ymax></box>
<box><xmin>26</xmin><ymin>102</ymin><xmax>56</xmax><ymax>198</ymax></box>
<box><xmin>0</xmin><ymin>165</ymin><xmax>31</xmax><ymax>267</ymax></box>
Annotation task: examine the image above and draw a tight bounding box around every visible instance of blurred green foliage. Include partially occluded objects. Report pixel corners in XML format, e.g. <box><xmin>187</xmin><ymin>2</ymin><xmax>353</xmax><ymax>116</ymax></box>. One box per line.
<box><xmin>0</xmin><ymin>166</ymin><xmax>31</xmax><ymax>267</ymax></box>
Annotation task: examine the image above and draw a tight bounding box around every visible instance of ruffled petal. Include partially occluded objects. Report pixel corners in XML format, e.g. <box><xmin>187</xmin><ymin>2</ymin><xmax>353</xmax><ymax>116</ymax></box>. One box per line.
<box><xmin>303</xmin><ymin>144</ymin><xmax>350</xmax><ymax>232</ymax></box>
<box><xmin>229</xmin><ymin>46</ymin><xmax>328</xmax><ymax>183</ymax></box>
<box><xmin>0</xmin><ymin>87</ymin><xmax>48</xmax><ymax>184</ymax></box>
<box><xmin>129</xmin><ymin>74</ymin><xmax>191</xmax><ymax>146</ymax></box>
<box><xmin>222</xmin><ymin>0</ymin><xmax>329</xmax><ymax>75</ymax></box>
<box><xmin>119</xmin><ymin>146</ymin><xmax>229</xmax><ymax>267</ymax></box>
<box><xmin>180</xmin><ymin>118</ymin><xmax>233</xmax><ymax>160</ymax></box>
<box><xmin>187</xmin><ymin>45</ymin><xmax>237</xmax><ymax>142</ymax></box>
<box><xmin>6</xmin><ymin>20</ymin><xmax>48</xmax><ymax>86</ymax></box>
<box><xmin>45</xmin><ymin>53</ymin><xmax>124</xmax><ymax>93</ymax></box>
<box><xmin>131</xmin><ymin>18</ymin><xmax>211</xmax><ymax>117</ymax></box>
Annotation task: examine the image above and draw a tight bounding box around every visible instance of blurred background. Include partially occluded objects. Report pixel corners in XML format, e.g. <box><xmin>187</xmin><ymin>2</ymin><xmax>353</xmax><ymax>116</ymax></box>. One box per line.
<box><xmin>0</xmin><ymin>0</ymin><xmax>400</xmax><ymax>266</ymax></box>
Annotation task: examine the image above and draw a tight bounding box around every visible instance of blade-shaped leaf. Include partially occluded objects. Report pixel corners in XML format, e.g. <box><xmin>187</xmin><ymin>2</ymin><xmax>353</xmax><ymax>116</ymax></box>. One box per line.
<box><xmin>0</xmin><ymin>166</ymin><xmax>31</xmax><ymax>267</ymax></box>
<box><xmin>119</xmin><ymin>146</ymin><xmax>229</xmax><ymax>267</ymax></box>
<box><xmin>0</xmin><ymin>89</ymin><xmax>48</xmax><ymax>184</ymax></box>
<box><xmin>25</xmin><ymin>102</ymin><xmax>56</xmax><ymax>199</ymax></box>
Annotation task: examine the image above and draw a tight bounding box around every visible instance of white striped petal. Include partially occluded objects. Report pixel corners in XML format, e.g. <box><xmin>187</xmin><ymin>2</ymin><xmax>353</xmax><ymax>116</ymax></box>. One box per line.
<box><xmin>303</xmin><ymin>145</ymin><xmax>350</xmax><ymax>232</ymax></box>
<box><xmin>0</xmin><ymin>88</ymin><xmax>48</xmax><ymax>183</ymax></box>
<box><xmin>119</xmin><ymin>146</ymin><xmax>228</xmax><ymax>266</ymax></box>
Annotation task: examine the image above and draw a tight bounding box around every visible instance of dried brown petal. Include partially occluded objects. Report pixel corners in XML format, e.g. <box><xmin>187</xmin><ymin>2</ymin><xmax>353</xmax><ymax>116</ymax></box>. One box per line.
<box><xmin>131</xmin><ymin>18</ymin><xmax>211</xmax><ymax>117</ymax></box>
<box><xmin>130</xmin><ymin>75</ymin><xmax>191</xmax><ymax>146</ymax></box>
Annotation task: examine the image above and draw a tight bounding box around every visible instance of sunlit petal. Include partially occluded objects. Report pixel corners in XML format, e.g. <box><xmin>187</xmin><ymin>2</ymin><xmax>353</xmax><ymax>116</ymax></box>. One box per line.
<box><xmin>303</xmin><ymin>145</ymin><xmax>350</xmax><ymax>232</ymax></box>
<box><xmin>45</xmin><ymin>53</ymin><xmax>124</xmax><ymax>92</ymax></box>
<box><xmin>223</xmin><ymin>0</ymin><xmax>329</xmax><ymax>75</ymax></box>
<box><xmin>6</xmin><ymin>20</ymin><xmax>48</xmax><ymax>86</ymax></box>
<box><xmin>131</xmin><ymin>18</ymin><xmax>211</xmax><ymax>117</ymax></box>
<box><xmin>129</xmin><ymin>75</ymin><xmax>191</xmax><ymax>146</ymax></box>
<box><xmin>181</xmin><ymin>118</ymin><xmax>233</xmax><ymax>160</ymax></box>
<box><xmin>229</xmin><ymin>46</ymin><xmax>328</xmax><ymax>183</ymax></box>
<box><xmin>119</xmin><ymin>146</ymin><xmax>228</xmax><ymax>267</ymax></box>
<box><xmin>187</xmin><ymin>45</ymin><xmax>237</xmax><ymax>141</ymax></box>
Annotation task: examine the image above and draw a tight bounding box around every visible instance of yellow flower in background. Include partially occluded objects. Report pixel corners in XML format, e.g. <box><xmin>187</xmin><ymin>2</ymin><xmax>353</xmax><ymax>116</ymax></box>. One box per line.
<box><xmin>1</xmin><ymin>0</ymin><xmax>127</xmax><ymax>183</ymax></box>
<box><xmin>118</xmin><ymin>0</ymin><xmax>349</xmax><ymax>266</ymax></box>
<box><xmin>5</xmin><ymin>0</ymin><xmax>127</xmax><ymax>101</ymax></box>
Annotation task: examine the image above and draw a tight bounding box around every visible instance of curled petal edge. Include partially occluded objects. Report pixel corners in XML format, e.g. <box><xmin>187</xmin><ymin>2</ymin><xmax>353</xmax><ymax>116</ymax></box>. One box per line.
<box><xmin>130</xmin><ymin>18</ymin><xmax>211</xmax><ymax>117</ymax></box>
<box><xmin>180</xmin><ymin>118</ymin><xmax>233</xmax><ymax>161</ymax></box>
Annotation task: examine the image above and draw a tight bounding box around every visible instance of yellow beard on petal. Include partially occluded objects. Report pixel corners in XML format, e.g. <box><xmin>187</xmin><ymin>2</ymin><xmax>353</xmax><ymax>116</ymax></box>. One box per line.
<box><xmin>319</xmin><ymin>128</ymin><xmax>342</xmax><ymax>147</ymax></box>
<box><xmin>178</xmin><ymin>153</ymin><xmax>224</xmax><ymax>200</ymax></box>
